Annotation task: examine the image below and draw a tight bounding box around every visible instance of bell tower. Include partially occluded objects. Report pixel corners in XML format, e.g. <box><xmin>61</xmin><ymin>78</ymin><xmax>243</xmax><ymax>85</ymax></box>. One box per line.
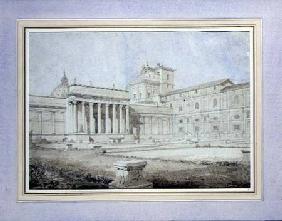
<box><xmin>156</xmin><ymin>63</ymin><xmax>175</xmax><ymax>95</ymax></box>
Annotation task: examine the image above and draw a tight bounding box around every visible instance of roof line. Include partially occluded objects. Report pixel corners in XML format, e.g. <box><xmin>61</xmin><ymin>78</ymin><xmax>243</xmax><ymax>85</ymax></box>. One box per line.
<box><xmin>29</xmin><ymin>94</ymin><xmax>66</xmax><ymax>99</ymax></box>
<box><xmin>166</xmin><ymin>78</ymin><xmax>233</xmax><ymax>95</ymax></box>
<box><xmin>70</xmin><ymin>84</ymin><xmax>128</xmax><ymax>92</ymax></box>
<box><xmin>220</xmin><ymin>82</ymin><xmax>250</xmax><ymax>92</ymax></box>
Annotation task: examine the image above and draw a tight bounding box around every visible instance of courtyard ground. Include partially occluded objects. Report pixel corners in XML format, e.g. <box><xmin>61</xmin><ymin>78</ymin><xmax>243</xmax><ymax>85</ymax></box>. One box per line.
<box><xmin>29</xmin><ymin>143</ymin><xmax>251</xmax><ymax>189</ymax></box>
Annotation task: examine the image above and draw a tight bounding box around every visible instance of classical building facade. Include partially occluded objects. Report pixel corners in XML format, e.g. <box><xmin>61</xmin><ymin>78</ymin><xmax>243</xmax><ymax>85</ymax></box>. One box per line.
<box><xmin>29</xmin><ymin>63</ymin><xmax>250</xmax><ymax>146</ymax></box>
<box><xmin>164</xmin><ymin>79</ymin><xmax>250</xmax><ymax>145</ymax></box>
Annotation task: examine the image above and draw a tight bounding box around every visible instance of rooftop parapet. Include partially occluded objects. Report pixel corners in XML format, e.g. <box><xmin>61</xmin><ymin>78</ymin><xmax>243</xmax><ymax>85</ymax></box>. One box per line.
<box><xmin>68</xmin><ymin>84</ymin><xmax>129</xmax><ymax>100</ymax></box>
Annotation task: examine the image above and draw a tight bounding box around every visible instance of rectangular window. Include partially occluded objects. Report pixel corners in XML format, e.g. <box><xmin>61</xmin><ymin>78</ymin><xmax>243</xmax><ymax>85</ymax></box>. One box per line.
<box><xmin>213</xmin><ymin>125</ymin><xmax>219</xmax><ymax>131</ymax></box>
<box><xmin>233</xmin><ymin>124</ymin><xmax>240</xmax><ymax>130</ymax></box>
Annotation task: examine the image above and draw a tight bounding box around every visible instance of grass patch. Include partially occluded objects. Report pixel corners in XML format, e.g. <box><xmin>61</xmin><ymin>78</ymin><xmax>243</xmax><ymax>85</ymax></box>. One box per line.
<box><xmin>30</xmin><ymin>158</ymin><xmax>112</xmax><ymax>189</ymax></box>
<box><xmin>29</xmin><ymin>147</ymin><xmax>250</xmax><ymax>189</ymax></box>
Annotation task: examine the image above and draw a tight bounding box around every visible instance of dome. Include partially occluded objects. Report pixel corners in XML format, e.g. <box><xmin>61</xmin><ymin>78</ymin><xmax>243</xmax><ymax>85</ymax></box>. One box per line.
<box><xmin>51</xmin><ymin>72</ymin><xmax>69</xmax><ymax>98</ymax></box>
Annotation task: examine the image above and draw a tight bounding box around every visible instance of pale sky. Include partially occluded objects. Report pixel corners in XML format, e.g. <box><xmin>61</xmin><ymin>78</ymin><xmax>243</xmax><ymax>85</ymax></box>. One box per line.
<box><xmin>28</xmin><ymin>30</ymin><xmax>250</xmax><ymax>95</ymax></box>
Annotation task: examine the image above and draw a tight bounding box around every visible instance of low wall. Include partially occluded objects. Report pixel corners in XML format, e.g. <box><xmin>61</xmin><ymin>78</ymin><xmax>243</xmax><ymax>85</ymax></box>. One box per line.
<box><xmin>31</xmin><ymin>134</ymin><xmax>65</xmax><ymax>143</ymax></box>
<box><xmin>170</xmin><ymin>135</ymin><xmax>250</xmax><ymax>148</ymax></box>
<box><xmin>67</xmin><ymin>133</ymin><xmax>135</xmax><ymax>144</ymax></box>
<box><xmin>30</xmin><ymin>133</ymin><xmax>249</xmax><ymax>148</ymax></box>
<box><xmin>31</xmin><ymin>133</ymin><xmax>135</xmax><ymax>145</ymax></box>
<box><xmin>139</xmin><ymin>134</ymin><xmax>174</xmax><ymax>143</ymax></box>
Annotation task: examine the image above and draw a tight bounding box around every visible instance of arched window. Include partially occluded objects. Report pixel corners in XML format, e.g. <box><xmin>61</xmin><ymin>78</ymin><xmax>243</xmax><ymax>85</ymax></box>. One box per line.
<box><xmin>195</xmin><ymin>102</ymin><xmax>199</xmax><ymax>109</ymax></box>
<box><xmin>213</xmin><ymin>98</ymin><xmax>217</xmax><ymax>108</ymax></box>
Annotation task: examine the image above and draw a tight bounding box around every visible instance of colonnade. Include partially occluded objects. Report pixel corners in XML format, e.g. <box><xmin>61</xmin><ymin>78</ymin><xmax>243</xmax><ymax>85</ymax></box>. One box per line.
<box><xmin>65</xmin><ymin>99</ymin><xmax>130</xmax><ymax>135</ymax></box>
<box><xmin>139</xmin><ymin>115</ymin><xmax>172</xmax><ymax>135</ymax></box>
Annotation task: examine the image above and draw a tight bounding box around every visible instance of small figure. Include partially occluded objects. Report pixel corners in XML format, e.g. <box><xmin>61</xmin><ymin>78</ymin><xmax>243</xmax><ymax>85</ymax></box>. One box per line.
<box><xmin>89</xmin><ymin>136</ymin><xmax>94</xmax><ymax>144</ymax></box>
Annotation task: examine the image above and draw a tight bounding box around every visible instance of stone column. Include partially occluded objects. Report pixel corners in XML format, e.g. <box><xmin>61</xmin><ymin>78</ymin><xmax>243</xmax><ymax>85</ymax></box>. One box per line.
<box><xmin>142</xmin><ymin>116</ymin><xmax>145</xmax><ymax>135</ymax></box>
<box><xmin>125</xmin><ymin>105</ymin><xmax>129</xmax><ymax>134</ymax></box>
<box><xmin>105</xmin><ymin>103</ymin><xmax>110</xmax><ymax>133</ymax></box>
<box><xmin>65</xmin><ymin>102</ymin><xmax>69</xmax><ymax>134</ymax></box>
<box><xmin>112</xmin><ymin>104</ymin><xmax>117</xmax><ymax>134</ymax></box>
<box><xmin>67</xmin><ymin>102</ymin><xmax>71</xmax><ymax>134</ymax></box>
<box><xmin>160</xmin><ymin>118</ymin><xmax>164</xmax><ymax>135</ymax></box>
<box><xmin>161</xmin><ymin>118</ymin><xmax>164</xmax><ymax>135</ymax></box>
<box><xmin>157</xmin><ymin>117</ymin><xmax>160</xmax><ymax>135</ymax></box>
<box><xmin>73</xmin><ymin>101</ymin><xmax>78</xmax><ymax>133</ymax></box>
<box><xmin>69</xmin><ymin>103</ymin><xmax>73</xmax><ymax>133</ymax></box>
<box><xmin>89</xmin><ymin>102</ymin><xmax>94</xmax><ymax>134</ymax></box>
<box><xmin>52</xmin><ymin>111</ymin><xmax>56</xmax><ymax>134</ymax></box>
<box><xmin>150</xmin><ymin>116</ymin><xmax>153</xmax><ymax>135</ymax></box>
<box><xmin>170</xmin><ymin>117</ymin><xmax>173</xmax><ymax>135</ymax></box>
<box><xmin>242</xmin><ymin>107</ymin><xmax>245</xmax><ymax>136</ymax></box>
<box><xmin>97</xmin><ymin>103</ymin><xmax>102</xmax><ymax>134</ymax></box>
<box><xmin>71</xmin><ymin>102</ymin><xmax>75</xmax><ymax>134</ymax></box>
<box><xmin>81</xmin><ymin>101</ymin><xmax>85</xmax><ymax>133</ymax></box>
<box><xmin>119</xmin><ymin>104</ymin><xmax>123</xmax><ymax>133</ymax></box>
<box><xmin>39</xmin><ymin>111</ymin><xmax>43</xmax><ymax>135</ymax></box>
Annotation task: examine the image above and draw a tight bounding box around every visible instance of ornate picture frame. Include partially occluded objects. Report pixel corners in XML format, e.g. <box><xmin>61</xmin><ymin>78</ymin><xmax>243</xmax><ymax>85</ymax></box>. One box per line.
<box><xmin>17</xmin><ymin>19</ymin><xmax>262</xmax><ymax>201</ymax></box>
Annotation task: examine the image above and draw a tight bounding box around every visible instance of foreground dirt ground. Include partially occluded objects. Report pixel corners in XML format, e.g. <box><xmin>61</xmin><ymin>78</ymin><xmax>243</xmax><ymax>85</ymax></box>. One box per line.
<box><xmin>30</xmin><ymin>146</ymin><xmax>250</xmax><ymax>189</ymax></box>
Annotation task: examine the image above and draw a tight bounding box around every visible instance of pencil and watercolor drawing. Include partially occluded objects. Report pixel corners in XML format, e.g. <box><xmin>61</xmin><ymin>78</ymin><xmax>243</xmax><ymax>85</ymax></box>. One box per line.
<box><xmin>25</xmin><ymin>27</ymin><xmax>253</xmax><ymax>191</ymax></box>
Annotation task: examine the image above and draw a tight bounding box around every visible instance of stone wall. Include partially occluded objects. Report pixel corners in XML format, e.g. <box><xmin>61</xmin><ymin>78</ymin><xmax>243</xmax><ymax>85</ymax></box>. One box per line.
<box><xmin>29</xmin><ymin>95</ymin><xmax>66</xmax><ymax>136</ymax></box>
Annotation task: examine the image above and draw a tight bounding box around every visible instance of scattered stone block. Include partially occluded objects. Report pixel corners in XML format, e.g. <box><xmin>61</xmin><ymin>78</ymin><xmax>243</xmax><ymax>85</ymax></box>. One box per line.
<box><xmin>109</xmin><ymin>160</ymin><xmax>152</xmax><ymax>189</ymax></box>
<box><xmin>241</xmin><ymin>150</ymin><xmax>250</xmax><ymax>163</ymax></box>
<box><xmin>64</xmin><ymin>143</ymin><xmax>73</xmax><ymax>151</ymax></box>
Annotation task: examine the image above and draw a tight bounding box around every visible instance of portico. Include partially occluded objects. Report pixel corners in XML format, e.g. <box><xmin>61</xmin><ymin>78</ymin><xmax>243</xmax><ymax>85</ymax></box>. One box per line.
<box><xmin>66</xmin><ymin>97</ymin><xmax>130</xmax><ymax>136</ymax></box>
